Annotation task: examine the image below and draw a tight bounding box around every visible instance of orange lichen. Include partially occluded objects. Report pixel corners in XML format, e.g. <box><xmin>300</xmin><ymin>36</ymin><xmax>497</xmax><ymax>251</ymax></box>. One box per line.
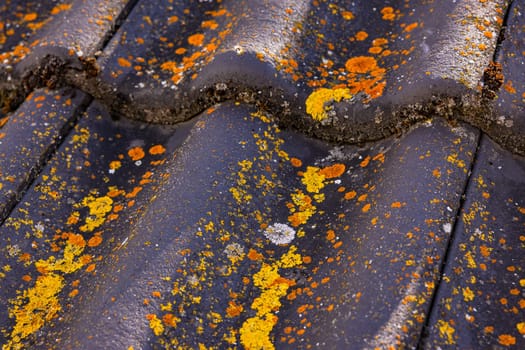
<box><xmin>149</xmin><ymin>144</ymin><xmax>166</xmax><ymax>155</ymax></box>
<box><xmin>355</xmin><ymin>31</ymin><xmax>368</xmax><ymax>41</ymax></box>
<box><xmin>23</xmin><ymin>13</ymin><xmax>38</xmax><ymax>22</ymax></box>
<box><xmin>381</xmin><ymin>7</ymin><xmax>396</xmax><ymax>21</ymax></box>
<box><xmin>162</xmin><ymin>313</ymin><xmax>179</xmax><ymax>327</ymax></box>
<box><xmin>50</xmin><ymin>4</ymin><xmax>72</xmax><ymax>15</ymax></box>
<box><xmin>345</xmin><ymin>56</ymin><xmax>378</xmax><ymax>74</ymax></box>
<box><xmin>226</xmin><ymin>301</ymin><xmax>244</xmax><ymax>318</ymax></box>
<box><xmin>504</xmin><ymin>80</ymin><xmax>516</xmax><ymax>94</ymax></box>
<box><xmin>498</xmin><ymin>334</ymin><xmax>516</xmax><ymax>346</ymax></box>
<box><xmin>344</xmin><ymin>56</ymin><xmax>386</xmax><ymax>98</ymax></box>
<box><xmin>87</xmin><ymin>235</ymin><xmax>103</xmax><ymax>248</ymax></box>
<box><xmin>167</xmin><ymin>15</ymin><xmax>179</xmax><ymax>24</ymax></box>
<box><xmin>247</xmin><ymin>249</ymin><xmax>264</xmax><ymax>261</ymax></box>
<box><xmin>341</xmin><ymin>11</ymin><xmax>354</xmax><ymax>20</ymax></box>
<box><xmin>319</xmin><ymin>164</ymin><xmax>345</xmax><ymax>178</ymax></box>
<box><xmin>290</xmin><ymin>157</ymin><xmax>302</xmax><ymax>167</ymax></box>
<box><xmin>344</xmin><ymin>191</ymin><xmax>357</xmax><ymax>200</ymax></box>
<box><xmin>404</xmin><ymin>22</ymin><xmax>419</xmax><ymax>32</ymax></box>
<box><xmin>188</xmin><ymin>33</ymin><xmax>205</xmax><ymax>46</ymax></box>
<box><xmin>118</xmin><ymin>57</ymin><xmax>132</xmax><ymax>68</ymax></box>
<box><xmin>128</xmin><ymin>146</ymin><xmax>145</xmax><ymax>161</ymax></box>
<box><xmin>201</xmin><ymin>20</ymin><xmax>218</xmax><ymax>30</ymax></box>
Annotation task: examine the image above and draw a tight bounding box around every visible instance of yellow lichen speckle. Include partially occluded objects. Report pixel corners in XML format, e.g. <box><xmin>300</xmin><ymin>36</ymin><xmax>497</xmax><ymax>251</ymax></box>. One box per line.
<box><xmin>305</xmin><ymin>88</ymin><xmax>351</xmax><ymax>121</ymax></box>
<box><xmin>78</xmin><ymin>194</ymin><xmax>113</xmax><ymax>232</ymax></box>
<box><xmin>438</xmin><ymin>319</ymin><xmax>456</xmax><ymax>344</ymax></box>
<box><xmin>146</xmin><ymin>314</ymin><xmax>165</xmax><ymax>336</ymax></box>
<box><xmin>462</xmin><ymin>286</ymin><xmax>475</xmax><ymax>302</ymax></box>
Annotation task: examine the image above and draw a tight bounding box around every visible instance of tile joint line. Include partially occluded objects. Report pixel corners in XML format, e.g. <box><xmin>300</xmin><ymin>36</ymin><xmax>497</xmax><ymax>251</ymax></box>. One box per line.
<box><xmin>415</xmin><ymin>131</ymin><xmax>483</xmax><ymax>349</ymax></box>
<box><xmin>0</xmin><ymin>0</ymin><xmax>140</xmax><ymax>227</ymax></box>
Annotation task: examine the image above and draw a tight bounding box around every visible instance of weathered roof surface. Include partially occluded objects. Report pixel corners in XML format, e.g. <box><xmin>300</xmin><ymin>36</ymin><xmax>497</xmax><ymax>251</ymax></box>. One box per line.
<box><xmin>0</xmin><ymin>0</ymin><xmax>524</xmax><ymax>349</ymax></box>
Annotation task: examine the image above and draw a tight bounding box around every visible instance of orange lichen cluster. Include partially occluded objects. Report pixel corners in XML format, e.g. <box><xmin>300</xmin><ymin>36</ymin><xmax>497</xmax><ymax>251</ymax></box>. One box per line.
<box><xmin>381</xmin><ymin>6</ymin><xmax>398</xmax><ymax>21</ymax></box>
<box><xmin>50</xmin><ymin>3</ymin><xmax>72</xmax><ymax>15</ymax></box>
<box><xmin>161</xmin><ymin>8</ymin><xmax>232</xmax><ymax>84</ymax></box>
<box><xmin>344</xmin><ymin>56</ymin><xmax>386</xmax><ymax>98</ymax></box>
<box><xmin>288</xmin><ymin>191</ymin><xmax>316</xmax><ymax>227</ymax></box>
<box><xmin>128</xmin><ymin>146</ymin><xmax>145</xmax><ymax>161</ymax></box>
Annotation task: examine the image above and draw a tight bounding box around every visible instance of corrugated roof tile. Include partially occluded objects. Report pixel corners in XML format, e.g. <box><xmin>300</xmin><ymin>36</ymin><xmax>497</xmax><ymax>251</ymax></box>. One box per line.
<box><xmin>0</xmin><ymin>0</ymin><xmax>524</xmax><ymax>349</ymax></box>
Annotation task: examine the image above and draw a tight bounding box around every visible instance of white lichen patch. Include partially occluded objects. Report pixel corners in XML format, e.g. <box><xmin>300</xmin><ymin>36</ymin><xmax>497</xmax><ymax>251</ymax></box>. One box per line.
<box><xmin>263</xmin><ymin>223</ymin><xmax>296</xmax><ymax>245</ymax></box>
<box><xmin>224</xmin><ymin>242</ymin><xmax>245</xmax><ymax>263</ymax></box>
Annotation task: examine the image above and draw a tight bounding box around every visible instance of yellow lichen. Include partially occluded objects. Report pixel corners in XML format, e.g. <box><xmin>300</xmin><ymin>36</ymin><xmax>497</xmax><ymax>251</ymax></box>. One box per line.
<box><xmin>438</xmin><ymin>320</ymin><xmax>456</xmax><ymax>344</ymax></box>
<box><xmin>146</xmin><ymin>314</ymin><xmax>164</xmax><ymax>336</ymax></box>
<box><xmin>6</xmin><ymin>235</ymin><xmax>88</xmax><ymax>348</ymax></box>
<box><xmin>301</xmin><ymin>166</ymin><xmax>326</xmax><ymax>193</ymax></box>
<box><xmin>240</xmin><ymin>315</ymin><xmax>278</xmax><ymax>350</ymax></box>
<box><xmin>240</xmin><ymin>246</ymin><xmax>302</xmax><ymax>349</ymax></box>
<box><xmin>288</xmin><ymin>191</ymin><xmax>316</xmax><ymax>227</ymax></box>
<box><xmin>7</xmin><ymin>273</ymin><xmax>63</xmax><ymax>346</ymax></box>
<box><xmin>462</xmin><ymin>286</ymin><xmax>475</xmax><ymax>302</ymax></box>
<box><xmin>251</xmin><ymin>283</ymin><xmax>289</xmax><ymax>316</ymax></box>
<box><xmin>78</xmin><ymin>194</ymin><xmax>113</xmax><ymax>232</ymax></box>
<box><xmin>305</xmin><ymin>88</ymin><xmax>351</xmax><ymax>121</ymax></box>
<box><xmin>253</xmin><ymin>264</ymin><xmax>280</xmax><ymax>289</ymax></box>
<box><xmin>277</xmin><ymin>245</ymin><xmax>302</xmax><ymax>268</ymax></box>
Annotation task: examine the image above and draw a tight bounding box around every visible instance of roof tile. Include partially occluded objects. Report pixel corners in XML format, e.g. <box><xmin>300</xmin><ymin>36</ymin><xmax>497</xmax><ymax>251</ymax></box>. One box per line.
<box><xmin>0</xmin><ymin>0</ymin><xmax>524</xmax><ymax>349</ymax></box>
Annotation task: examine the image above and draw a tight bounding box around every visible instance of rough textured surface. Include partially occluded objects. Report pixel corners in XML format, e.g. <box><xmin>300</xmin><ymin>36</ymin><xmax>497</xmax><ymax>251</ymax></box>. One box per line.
<box><xmin>0</xmin><ymin>0</ymin><xmax>524</xmax><ymax>349</ymax></box>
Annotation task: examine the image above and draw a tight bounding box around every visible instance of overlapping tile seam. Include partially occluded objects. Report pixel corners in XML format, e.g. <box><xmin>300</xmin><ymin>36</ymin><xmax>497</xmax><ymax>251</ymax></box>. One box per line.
<box><xmin>417</xmin><ymin>4</ymin><xmax>520</xmax><ymax>345</ymax></box>
<box><xmin>0</xmin><ymin>0</ymin><xmax>523</xmax><ymax>157</ymax></box>
<box><xmin>415</xmin><ymin>131</ymin><xmax>484</xmax><ymax>349</ymax></box>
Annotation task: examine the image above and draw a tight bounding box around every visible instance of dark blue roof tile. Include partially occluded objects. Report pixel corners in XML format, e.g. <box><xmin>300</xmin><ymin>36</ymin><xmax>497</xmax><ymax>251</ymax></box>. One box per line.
<box><xmin>0</xmin><ymin>1</ymin><xmax>524</xmax><ymax>349</ymax></box>
<box><xmin>422</xmin><ymin>135</ymin><xmax>525</xmax><ymax>349</ymax></box>
<box><xmin>0</xmin><ymin>87</ymin><xmax>88</xmax><ymax>222</ymax></box>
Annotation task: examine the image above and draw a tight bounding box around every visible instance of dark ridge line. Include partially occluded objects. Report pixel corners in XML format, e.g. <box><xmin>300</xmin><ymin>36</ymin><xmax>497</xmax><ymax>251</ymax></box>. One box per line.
<box><xmin>2</xmin><ymin>48</ymin><xmax>524</xmax><ymax>160</ymax></box>
<box><xmin>416</xmin><ymin>5</ymin><xmax>517</xmax><ymax>345</ymax></box>
<box><xmin>415</xmin><ymin>132</ymin><xmax>483</xmax><ymax>350</ymax></box>
<box><xmin>493</xmin><ymin>0</ymin><xmax>515</xmax><ymax>62</ymax></box>
<box><xmin>0</xmin><ymin>93</ymin><xmax>93</xmax><ymax>227</ymax></box>
<box><xmin>415</xmin><ymin>4</ymin><xmax>515</xmax><ymax>344</ymax></box>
